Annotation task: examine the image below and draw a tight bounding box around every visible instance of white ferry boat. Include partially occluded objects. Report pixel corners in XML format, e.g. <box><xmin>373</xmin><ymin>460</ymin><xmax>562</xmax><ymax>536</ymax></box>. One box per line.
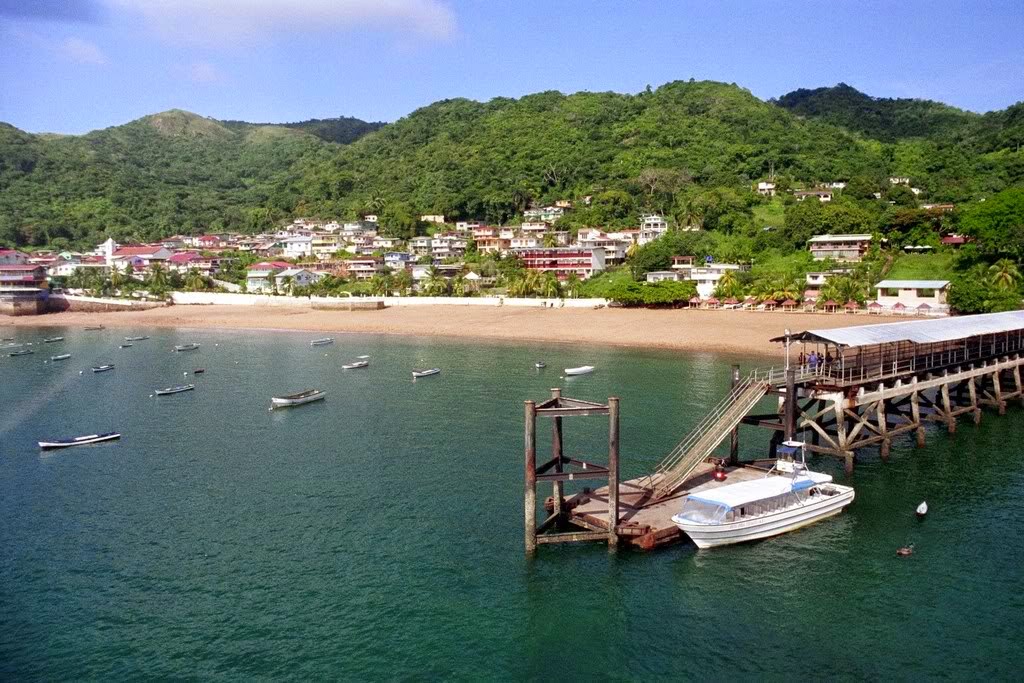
<box><xmin>671</xmin><ymin>442</ymin><xmax>854</xmax><ymax>549</ymax></box>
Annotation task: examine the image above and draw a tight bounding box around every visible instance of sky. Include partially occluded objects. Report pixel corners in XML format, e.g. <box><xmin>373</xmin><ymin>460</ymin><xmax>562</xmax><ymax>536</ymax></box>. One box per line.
<box><xmin>1</xmin><ymin>0</ymin><xmax>1022</xmax><ymax>134</ymax></box>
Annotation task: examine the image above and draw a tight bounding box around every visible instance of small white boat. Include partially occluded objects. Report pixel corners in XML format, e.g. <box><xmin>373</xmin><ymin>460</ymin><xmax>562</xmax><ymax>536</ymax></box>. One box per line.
<box><xmin>357</xmin><ymin>355</ymin><xmax>370</xmax><ymax>359</ymax></box>
<box><xmin>342</xmin><ymin>360</ymin><xmax>369</xmax><ymax>370</ymax></box>
<box><xmin>412</xmin><ymin>368</ymin><xmax>441</xmax><ymax>378</ymax></box>
<box><xmin>8</xmin><ymin>349</ymin><xmax>34</xmax><ymax>357</ymax></box>
<box><xmin>916</xmin><ymin>501</ymin><xmax>928</xmax><ymax>518</ymax></box>
<box><xmin>174</xmin><ymin>343</ymin><xmax>200</xmax><ymax>352</ymax></box>
<box><xmin>535</xmin><ymin>362</ymin><xmax>547</xmax><ymax>369</ymax></box>
<box><xmin>564</xmin><ymin>365</ymin><xmax>594</xmax><ymax>376</ymax></box>
<box><xmin>155</xmin><ymin>383</ymin><xmax>195</xmax><ymax>396</ymax></box>
<box><xmin>120</xmin><ymin>343</ymin><xmax>133</xmax><ymax>349</ymax></box>
<box><xmin>43</xmin><ymin>336</ymin><xmax>64</xmax><ymax>343</ymax></box>
<box><xmin>271</xmin><ymin>389</ymin><xmax>326</xmax><ymax>408</ymax></box>
<box><xmin>39</xmin><ymin>432</ymin><xmax>121</xmax><ymax>449</ymax></box>
<box><xmin>92</xmin><ymin>364</ymin><xmax>115</xmax><ymax>373</ymax></box>
<box><xmin>50</xmin><ymin>353</ymin><xmax>71</xmax><ymax>361</ymax></box>
<box><xmin>310</xmin><ymin>338</ymin><xmax>335</xmax><ymax>346</ymax></box>
<box><xmin>124</xmin><ymin>336</ymin><xmax>150</xmax><ymax>342</ymax></box>
<box><xmin>671</xmin><ymin>441</ymin><xmax>855</xmax><ymax>549</ymax></box>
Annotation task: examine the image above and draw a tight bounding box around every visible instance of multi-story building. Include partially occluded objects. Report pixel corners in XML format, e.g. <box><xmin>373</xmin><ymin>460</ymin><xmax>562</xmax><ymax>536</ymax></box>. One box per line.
<box><xmin>756</xmin><ymin>181</ymin><xmax>777</xmax><ymax>197</ymax></box>
<box><xmin>340</xmin><ymin>259</ymin><xmax>383</xmax><ymax>281</ymax></box>
<box><xmin>673</xmin><ymin>262</ymin><xmax>742</xmax><ymax>298</ymax></box>
<box><xmin>794</xmin><ymin>189</ymin><xmax>834</xmax><ymax>202</ymax></box>
<box><xmin>409</xmin><ymin>236</ymin><xmax>433</xmax><ymax>256</ymax></box>
<box><xmin>577</xmin><ymin>229</ymin><xmax>631</xmax><ymax>264</ymax></box>
<box><xmin>808</xmin><ymin>234</ymin><xmax>873</xmax><ymax>262</ymax></box>
<box><xmin>513</xmin><ymin>247</ymin><xmax>606</xmax><ymax>280</ymax></box>
<box><xmin>282</xmin><ymin>236</ymin><xmax>313</xmax><ymax>260</ymax></box>
<box><xmin>0</xmin><ymin>263</ymin><xmax>48</xmax><ymax>315</ymax></box>
<box><xmin>476</xmin><ymin>237</ymin><xmax>512</xmax><ymax>255</ymax></box>
<box><xmin>311</xmin><ymin>233</ymin><xmax>342</xmax><ymax>260</ymax></box>
<box><xmin>245</xmin><ymin>261</ymin><xmax>292</xmax><ymax>292</ymax></box>
<box><xmin>638</xmin><ymin>214</ymin><xmax>670</xmax><ymax>245</ymax></box>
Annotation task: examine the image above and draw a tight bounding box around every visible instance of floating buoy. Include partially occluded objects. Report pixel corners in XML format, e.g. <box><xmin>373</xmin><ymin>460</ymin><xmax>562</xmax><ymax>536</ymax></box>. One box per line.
<box><xmin>916</xmin><ymin>501</ymin><xmax>928</xmax><ymax>518</ymax></box>
<box><xmin>183</xmin><ymin>371</ymin><xmax>188</xmax><ymax>376</ymax></box>
<box><xmin>79</xmin><ymin>370</ymin><xmax>84</xmax><ymax>375</ymax></box>
<box><xmin>896</xmin><ymin>544</ymin><xmax>914</xmax><ymax>557</ymax></box>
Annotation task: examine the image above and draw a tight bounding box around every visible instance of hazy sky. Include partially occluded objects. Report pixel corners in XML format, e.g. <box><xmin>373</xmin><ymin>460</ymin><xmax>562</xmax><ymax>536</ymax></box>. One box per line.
<box><xmin>2</xmin><ymin>0</ymin><xmax>1022</xmax><ymax>134</ymax></box>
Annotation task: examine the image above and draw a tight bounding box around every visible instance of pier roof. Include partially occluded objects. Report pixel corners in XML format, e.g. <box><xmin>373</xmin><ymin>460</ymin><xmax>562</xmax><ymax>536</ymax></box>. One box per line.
<box><xmin>775</xmin><ymin>310</ymin><xmax>1024</xmax><ymax>348</ymax></box>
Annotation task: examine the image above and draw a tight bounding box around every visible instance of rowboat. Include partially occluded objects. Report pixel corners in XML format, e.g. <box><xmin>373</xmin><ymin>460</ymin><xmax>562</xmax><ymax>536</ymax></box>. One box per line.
<box><xmin>155</xmin><ymin>384</ymin><xmax>195</xmax><ymax>396</ymax></box>
<box><xmin>564</xmin><ymin>365</ymin><xmax>594</xmax><ymax>376</ymax></box>
<box><xmin>271</xmin><ymin>389</ymin><xmax>326</xmax><ymax>408</ymax></box>
<box><xmin>310</xmin><ymin>338</ymin><xmax>335</xmax><ymax>346</ymax></box>
<box><xmin>174</xmin><ymin>343</ymin><xmax>200</xmax><ymax>352</ymax></box>
<box><xmin>119</xmin><ymin>344</ymin><xmax>133</xmax><ymax>349</ymax></box>
<box><xmin>38</xmin><ymin>432</ymin><xmax>121</xmax><ymax>450</ymax></box>
<box><xmin>671</xmin><ymin>442</ymin><xmax>855</xmax><ymax>549</ymax></box>
<box><xmin>535</xmin><ymin>362</ymin><xmax>547</xmax><ymax>369</ymax></box>
<box><xmin>92</xmin><ymin>364</ymin><xmax>115</xmax><ymax>372</ymax></box>
<box><xmin>84</xmin><ymin>325</ymin><xmax>105</xmax><ymax>330</ymax></box>
<box><xmin>124</xmin><ymin>336</ymin><xmax>150</xmax><ymax>341</ymax></box>
<box><xmin>916</xmin><ymin>501</ymin><xmax>928</xmax><ymax>518</ymax></box>
<box><xmin>412</xmin><ymin>368</ymin><xmax>441</xmax><ymax>378</ymax></box>
<box><xmin>8</xmin><ymin>349</ymin><xmax>34</xmax><ymax>357</ymax></box>
<box><xmin>192</xmin><ymin>368</ymin><xmax>205</xmax><ymax>374</ymax></box>
<box><xmin>342</xmin><ymin>360</ymin><xmax>369</xmax><ymax>370</ymax></box>
<box><xmin>50</xmin><ymin>354</ymin><xmax>71</xmax><ymax>361</ymax></box>
<box><xmin>43</xmin><ymin>336</ymin><xmax>64</xmax><ymax>343</ymax></box>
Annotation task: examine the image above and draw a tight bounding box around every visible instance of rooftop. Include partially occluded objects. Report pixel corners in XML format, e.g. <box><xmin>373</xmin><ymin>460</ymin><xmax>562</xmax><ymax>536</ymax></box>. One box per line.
<box><xmin>778</xmin><ymin>310</ymin><xmax>1024</xmax><ymax>349</ymax></box>
<box><xmin>808</xmin><ymin>234</ymin><xmax>873</xmax><ymax>243</ymax></box>
<box><xmin>875</xmin><ymin>279</ymin><xmax>950</xmax><ymax>289</ymax></box>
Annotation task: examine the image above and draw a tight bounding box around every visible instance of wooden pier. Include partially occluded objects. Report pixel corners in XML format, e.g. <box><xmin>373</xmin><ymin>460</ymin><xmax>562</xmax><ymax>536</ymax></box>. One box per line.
<box><xmin>523</xmin><ymin>311</ymin><xmax>1024</xmax><ymax>553</ymax></box>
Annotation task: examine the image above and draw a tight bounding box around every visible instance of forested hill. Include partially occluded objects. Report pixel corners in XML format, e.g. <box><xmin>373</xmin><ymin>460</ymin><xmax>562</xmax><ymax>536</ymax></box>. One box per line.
<box><xmin>220</xmin><ymin>115</ymin><xmax>385</xmax><ymax>144</ymax></box>
<box><xmin>1</xmin><ymin>80</ymin><xmax>1022</xmax><ymax>249</ymax></box>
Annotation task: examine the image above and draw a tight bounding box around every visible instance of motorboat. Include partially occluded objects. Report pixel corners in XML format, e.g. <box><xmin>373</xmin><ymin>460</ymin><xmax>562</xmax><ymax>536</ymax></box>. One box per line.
<box><xmin>174</xmin><ymin>343</ymin><xmax>200</xmax><ymax>352</ymax></box>
<box><xmin>39</xmin><ymin>432</ymin><xmax>121</xmax><ymax>449</ymax></box>
<box><xmin>342</xmin><ymin>360</ymin><xmax>369</xmax><ymax>370</ymax></box>
<box><xmin>564</xmin><ymin>365</ymin><xmax>594</xmax><ymax>376</ymax></box>
<box><xmin>84</xmin><ymin>325</ymin><xmax>105</xmax><ymax>331</ymax></box>
<box><xmin>124</xmin><ymin>336</ymin><xmax>150</xmax><ymax>342</ymax></box>
<box><xmin>120</xmin><ymin>344</ymin><xmax>133</xmax><ymax>349</ymax></box>
<box><xmin>412</xmin><ymin>368</ymin><xmax>441</xmax><ymax>378</ymax></box>
<box><xmin>192</xmin><ymin>368</ymin><xmax>205</xmax><ymax>374</ymax></box>
<box><xmin>8</xmin><ymin>349</ymin><xmax>34</xmax><ymax>357</ymax></box>
<box><xmin>92</xmin><ymin>364</ymin><xmax>115</xmax><ymax>373</ymax></box>
<box><xmin>535</xmin><ymin>362</ymin><xmax>547</xmax><ymax>369</ymax></box>
<box><xmin>155</xmin><ymin>384</ymin><xmax>195</xmax><ymax>396</ymax></box>
<box><xmin>671</xmin><ymin>441</ymin><xmax>855</xmax><ymax>549</ymax></box>
<box><xmin>271</xmin><ymin>389</ymin><xmax>326</xmax><ymax>408</ymax></box>
<box><xmin>310</xmin><ymin>338</ymin><xmax>335</xmax><ymax>346</ymax></box>
<box><xmin>43</xmin><ymin>336</ymin><xmax>64</xmax><ymax>343</ymax></box>
<box><xmin>50</xmin><ymin>354</ymin><xmax>71</xmax><ymax>361</ymax></box>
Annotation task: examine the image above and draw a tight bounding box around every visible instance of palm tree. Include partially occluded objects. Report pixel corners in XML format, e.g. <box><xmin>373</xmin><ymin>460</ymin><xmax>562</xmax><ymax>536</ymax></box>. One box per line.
<box><xmin>279</xmin><ymin>275</ymin><xmax>294</xmax><ymax>295</ymax></box>
<box><xmin>146</xmin><ymin>262</ymin><xmax>169</xmax><ymax>293</ymax></box>
<box><xmin>542</xmin><ymin>233</ymin><xmax>559</xmax><ymax>248</ymax></box>
<box><xmin>540</xmin><ymin>273</ymin><xmax>560</xmax><ymax>298</ymax></box>
<box><xmin>989</xmin><ymin>259</ymin><xmax>1021</xmax><ymax>291</ymax></box>
<box><xmin>714</xmin><ymin>269</ymin><xmax>741</xmax><ymax>299</ymax></box>
<box><xmin>452</xmin><ymin>274</ymin><xmax>467</xmax><ymax>297</ymax></box>
<box><xmin>394</xmin><ymin>269</ymin><xmax>413</xmax><ymax>296</ymax></box>
<box><xmin>185</xmin><ymin>268</ymin><xmax>207</xmax><ymax>291</ymax></box>
<box><xmin>524</xmin><ymin>271</ymin><xmax>542</xmax><ymax>297</ymax></box>
<box><xmin>369</xmin><ymin>274</ymin><xmax>390</xmax><ymax>297</ymax></box>
<box><xmin>563</xmin><ymin>272</ymin><xmax>582</xmax><ymax>299</ymax></box>
<box><xmin>425</xmin><ymin>266</ymin><xmax>449</xmax><ymax>296</ymax></box>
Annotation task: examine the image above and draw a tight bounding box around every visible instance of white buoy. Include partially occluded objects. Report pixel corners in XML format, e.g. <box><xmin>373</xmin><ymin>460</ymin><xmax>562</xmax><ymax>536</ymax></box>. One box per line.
<box><xmin>916</xmin><ymin>501</ymin><xmax>928</xmax><ymax>518</ymax></box>
<box><xmin>79</xmin><ymin>370</ymin><xmax>84</xmax><ymax>375</ymax></box>
<box><xmin>184</xmin><ymin>371</ymin><xmax>188</xmax><ymax>376</ymax></box>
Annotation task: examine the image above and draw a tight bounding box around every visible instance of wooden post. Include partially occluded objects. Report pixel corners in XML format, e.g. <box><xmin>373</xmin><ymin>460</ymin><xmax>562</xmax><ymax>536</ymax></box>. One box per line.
<box><xmin>524</xmin><ymin>400</ymin><xmax>537</xmax><ymax>555</ymax></box>
<box><xmin>729</xmin><ymin>364</ymin><xmax>740</xmax><ymax>465</ymax></box>
<box><xmin>878</xmin><ymin>394</ymin><xmax>890</xmax><ymax>461</ymax></box>
<box><xmin>968</xmin><ymin>372</ymin><xmax>981</xmax><ymax>425</ymax></box>
<box><xmin>993</xmin><ymin>368</ymin><xmax>1006</xmax><ymax>415</ymax></box>
<box><xmin>784</xmin><ymin>368</ymin><xmax>796</xmax><ymax>441</ymax></box>
<box><xmin>941</xmin><ymin>377</ymin><xmax>956</xmax><ymax>434</ymax></box>
<box><xmin>607</xmin><ymin>396</ymin><xmax>620</xmax><ymax>551</ymax></box>
<box><xmin>1013</xmin><ymin>359</ymin><xmax>1023</xmax><ymax>406</ymax></box>
<box><xmin>550</xmin><ymin>388</ymin><xmax>564</xmax><ymax>520</ymax></box>
<box><xmin>910</xmin><ymin>380</ymin><xmax>925</xmax><ymax>448</ymax></box>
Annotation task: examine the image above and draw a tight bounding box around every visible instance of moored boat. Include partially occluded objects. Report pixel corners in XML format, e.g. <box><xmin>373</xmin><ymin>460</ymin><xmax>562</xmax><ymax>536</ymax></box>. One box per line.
<box><xmin>671</xmin><ymin>442</ymin><xmax>854</xmax><ymax>549</ymax></box>
<box><xmin>84</xmin><ymin>325</ymin><xmax>105</xmax><ymax>331</ymax></box>
<box><xmin>8</xmin><ymin>349</ymin><xmax>34</xmax><ymax>357</ymax></box>
<box><xmin>412</xmin><ymin>368</ymin><xmax>441</xmax><ymax>378</ymax></box>
<box><xmin>155</xmin><ymin>383</ymin><xmax>195</xmax><ymax>396</ymax></box>
<box><xmin>192</xmin><ymin>368</ymin><xmax>205</xmax><ymax>374</ymax></box>
<box><xmin>92</xmin><ymin>364</ymin><xmax>115</xmax><ymax>373</ymax></box>
<box><xmin>119</xmin><ymin>344</ymin><xmax>133</xmax><ymax>349</ymax></box>
<box><xmin>124</xmin><ymin>336</ymin><xmax>150</xmax><ymax>342</ymax></box>
<box><xmin>50</xmin><ymin>353</ymin><xmax>71</xmax><ymax>361</ymax></box>
<box><xmin>39</xmin><ymin>432</ymin><xmax>121</xmax><ymax>449</ymax></box>
<box><xmin>43</xmin><ymin>336</ymin><xmax>64</xmax><ymax>343</ymax></box>
<box><xmin>174</xmin><ymin>343</ymin><xmax>200</xmax><ymax>352</ymax></box>
<box><xmin>342</xmin><ymin>360</ymin><xmax>369</xmax><ymax>369</ymax></box>
<box><xmin>535</xmin><ymin>362</ymin><xmax>547</xmax><ymax>369</ymax></box>
<box><xmin>564</xmin><ymin>365</ymin><xmax>594</xmax><ymax>376</ymax></box>
<box><xmin>271</xmin><ymin>389</ymin><xmax>326</xmax><ymax>408</ymax></box>
<box><xmin>310</xmin><ymin>338</ymin><xmax>335</xmax><ymax>346</ymax></box>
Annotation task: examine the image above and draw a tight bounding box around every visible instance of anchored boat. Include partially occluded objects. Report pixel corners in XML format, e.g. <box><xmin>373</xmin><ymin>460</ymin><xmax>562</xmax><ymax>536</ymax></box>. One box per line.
<box><xmin>564</xmin><ymin>365</ymin><xmax>594</xmax><ymax>376</ymax></box>
<box><xmin>43</xmin><ymin>336</ymin><xmax>64</xmax><ymax>343</ymax></box>
<box><xmin>174</xmin><ymin>343</ymin><xmax>200</xmax><ymax>352</ymax></box>
<box><xmin>535</xmin><ymin>362</ymin><xmax>547</xmax><ymax>369</ymax></box>
<box><xmin>84</xmin><ymin>325</ymin><xmax>105</xmax><ymax>330</ymax></box>
<box><xmin>39</xmin><ymin>432</ymin><xmax>121</xmax><ymax>449</ymax></box>
<box><xmin>124</xmin><ymin>336</ymin><xmax>150</xmax><ymax>342</ymax></box>
<box><xmin>50</xmin><ymin>354</ymin><xmax>71</xmax><ymax>361</ymax></box>
<box><xmin>310</xmin><ymin>338</ymin><xmax>335</xmax><ymax>346</ymax></box>
<box><xmin>271</xmin><ymin>389</ymin><xmax>326</xmax><ymax>408</ymax></box>
<box><xmin>412</xmin><ymin>368</ymin><xmax>441</xmax><ymax>378</ymax></box>
<box><xmin>155</xmin><ymin>384</ymin><xmax>195</xmax><ymax>396</ymax></box>
<box><xmin>342</xmin><ymin>360</ymin><xmax>369</xmax><ymax>370</ymax></box>
<box><xmin>671</xmin><ymin>442</ymin><xmax>855</xmax><ymax>549</ymax></box>
<box><xmin>92</xmin><ymin>364</ymin><xmax>115</xmax><ymax>373</ymax></box>
<box><xmin>8</xmin><ymin>349</ymin><xmax>34</xmax><ymax>357</ymax></box>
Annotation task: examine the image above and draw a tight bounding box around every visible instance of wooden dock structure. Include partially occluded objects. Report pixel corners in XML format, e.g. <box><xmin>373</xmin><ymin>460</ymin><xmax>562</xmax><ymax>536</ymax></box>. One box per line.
<box><xmin>523</xmin><ymin>311</ymin><xmax>1024</xmax><ymax>553</ymax></box>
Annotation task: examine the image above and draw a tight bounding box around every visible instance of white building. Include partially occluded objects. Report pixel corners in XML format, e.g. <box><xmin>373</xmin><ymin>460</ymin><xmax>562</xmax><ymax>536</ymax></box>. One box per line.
<box><xmin>421</xmin><ymin>214</ymin><xmax>446</xmax><ymax>224</ymax></box>
<box><xmin>756</xmin><ymin>181</ymin><xmax>777</xmax><ymax>197</ymax></box>
<box><xmin>638</xmin><ymin>214</ymin><xmax>670</xmax><ymax>245</ymax></box>
<box><xmin>674</xmin><ymin>262</ymin><xmax>742</xmax><ymax>298</ymax></box>
<box><xmin>874</xmin><ymin>280</ymin><xmax>950</xmax><ymax>313</ymax></box>
<box><xmin>645</xmin><ymin>271</ymin><xmax>681</xmax><ymax>283</ymax></box>
<box><xmin>274</xmin><ymin>268</ymin><xmax>322</xmax><ymax>291</ymax></box>
<box><xmin>282</xmin><ymin>236</ymin><xmax>313</xmax><ymax>259</ymax></box>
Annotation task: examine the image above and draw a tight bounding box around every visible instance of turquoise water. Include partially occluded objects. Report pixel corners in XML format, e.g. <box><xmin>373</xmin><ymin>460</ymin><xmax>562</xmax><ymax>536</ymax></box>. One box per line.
<box><xmin>2</xmin><ymin>327</ymin><xmax>1023</xmax><ymax>680</ymax></box>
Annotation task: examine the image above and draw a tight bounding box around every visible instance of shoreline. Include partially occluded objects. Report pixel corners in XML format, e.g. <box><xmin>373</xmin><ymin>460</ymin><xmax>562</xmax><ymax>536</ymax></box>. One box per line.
<box><xmin>1</xmin><ymin>305</ymin><xmax>884</xmax><ymax>357</ymax></box>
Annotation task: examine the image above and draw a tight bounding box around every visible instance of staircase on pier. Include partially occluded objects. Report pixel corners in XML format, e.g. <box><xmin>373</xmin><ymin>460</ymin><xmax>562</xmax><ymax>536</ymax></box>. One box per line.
<box><xmin>642</xmin><ymin>374</ymin><xmax>771</xmax><ymax>500</ymax></box>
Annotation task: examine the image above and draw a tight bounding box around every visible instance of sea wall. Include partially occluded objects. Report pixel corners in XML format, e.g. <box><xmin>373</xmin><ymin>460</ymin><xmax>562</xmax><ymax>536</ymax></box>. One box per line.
<box><xmin>169</xmin><ymin>291</ymin><xmax>609</xmax><ymax>309</ymax></box>
<box><xmin>47</xmin><ymin>294</ymin><xmax>166</xmax><ymax>313</ymax></box>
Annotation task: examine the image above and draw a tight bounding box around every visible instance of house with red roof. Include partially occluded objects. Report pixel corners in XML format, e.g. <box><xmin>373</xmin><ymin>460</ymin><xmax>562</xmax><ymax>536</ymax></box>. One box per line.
<box><xmin>0</xmin><ymin>249</ymin><xmax>30</xmax><ymax>266</ymax></box>
<box><xmin>111</xmin><ymin>245</ymin><xmax>173</xmax><ymax>270</ymax></box>
<box><xmin>246</xmin><ymin>261</ymin><xmax>293</xmax><ymax>292</ymax></box>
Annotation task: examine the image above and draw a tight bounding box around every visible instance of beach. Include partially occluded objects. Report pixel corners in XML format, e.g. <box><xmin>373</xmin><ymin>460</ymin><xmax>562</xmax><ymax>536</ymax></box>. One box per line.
<box><xmin>1</xmin><ymin>305</ymin><xmax>881</xmax><ymax>356</ymax></box>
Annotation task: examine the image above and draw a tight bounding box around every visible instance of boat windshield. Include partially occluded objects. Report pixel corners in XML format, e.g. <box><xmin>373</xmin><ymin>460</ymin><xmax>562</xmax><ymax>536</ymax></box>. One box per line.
<box><xmin>676</xmin><ymin>498</ymin><xmax>729</xmax><ymax>525</ymax></box>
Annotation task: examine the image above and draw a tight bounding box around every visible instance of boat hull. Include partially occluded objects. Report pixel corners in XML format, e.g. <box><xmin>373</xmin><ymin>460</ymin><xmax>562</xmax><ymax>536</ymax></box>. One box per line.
<box><xmin>310</xmin><ymin>338</ymin><xmax>335</xmax><ymax>346</ymax></box>
<box><xmin>342</xmin><ymin>361</ymin><xmax>369</xmax><ymax>369</ymax></box>
<box><xmin>155</xmin><ymin>384</ymin><xmax>195</xmax><ymax>396</ymax></box>
<box><xmin>50</xmin><ymin>354</ymin><xmax>71</xmax><ymax>361</ymax></box>
<box><xmin>412</xmin><ymin>369</ymin><xmax>441</xmax><ymax>378</ymax></box>
<box><xmin>174</xmin><ymin>345</ymin><xmax>200</xmax><ymax>352</ymax></box>
<box><xmin>673</xmin><ymin>486</ymin><xmax>855</xmax><ymax>549</ymax></box>
<box><xmin>271</xmin><ymin>392</ymin><xmax>325</xmax><ymax>407</ymax></box>
<box><xmin>39</xmin><ymin>433</ymin><xmax>121</xmax><ymax>449</ymax></box>
<box><xmin>564</xmin><ymin>366</ymin><xmax>594</xmax><ymax>376</ymax></box>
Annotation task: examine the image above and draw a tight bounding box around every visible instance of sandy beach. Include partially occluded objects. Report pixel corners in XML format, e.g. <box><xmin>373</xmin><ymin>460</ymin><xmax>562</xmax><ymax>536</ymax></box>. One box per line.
<box><xmin>1</xmin><ymin>305</ymin><xmax>886</xmax><ymax>357</ymax></box>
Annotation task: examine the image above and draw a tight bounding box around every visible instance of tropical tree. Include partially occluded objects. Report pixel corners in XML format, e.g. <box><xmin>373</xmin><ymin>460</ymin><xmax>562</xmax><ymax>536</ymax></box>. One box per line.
<box><xmin>563</xmin><ymin>272</ymin><xmax>582</xmax><ymax>299</ymax></box>
<box><xmin>540</xmin><ymin>272</ymin><xmax>560</xmax><ymax>299</ymax></box>
<box><xmin>185</xmin><ymin>268</ymin><xmax>208</xmax><ymax>291</ymax></box>
<box><xmin>713</xmin><ymin>269</ymin><xmax>743</xmax><ymax>299</ymax></box>
<box><xmin>279</xmin><ymin>275</ymin><xmax>294</xmax><ymax>295</ymax></box>
<box><xmin>542</xmin><ymin>233</ymin><xmax>559</xmax><ymax>248</ymax></box>
<box><xmin>146</xmin><ymin>262</ymin><xmax>169</xmax><ymax>294</ymax></box>
<box><xmin>369</xmin><ymin>273</ymin><xmax>393</xmax><ymax>296</ymax></box>
<box><xmin>989</xmin><ymin>259</ymin><xmax>1021</xmax><ymax>291</ymax></box>
<box><xmin>394</xmin><ymin>268</ymin><xmax>413</xmax><ymax>296</ymax></box>
<box><xmin>452</xmin><ymin>274</ymin><xmax>467</xmax><ymax>297</ymax></box>
<box><xmin>424</xmin><ymin>266</ymin><xmax>449</xmax><ymax>296</ymax></box>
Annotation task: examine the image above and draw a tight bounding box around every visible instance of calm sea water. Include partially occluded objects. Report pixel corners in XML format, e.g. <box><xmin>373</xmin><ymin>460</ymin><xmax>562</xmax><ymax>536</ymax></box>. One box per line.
<box><xmin>1</xmin><ymin>327</ymin><xmax>1022</xmax><ymax>680</ymax></box>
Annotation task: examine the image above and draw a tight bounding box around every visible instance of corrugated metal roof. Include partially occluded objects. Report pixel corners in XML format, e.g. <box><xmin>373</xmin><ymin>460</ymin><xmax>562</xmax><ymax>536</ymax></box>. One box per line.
<box><xmin>808</xmin><ymin>234</ymin><xmax>873</xmax><ymax>242</ymax></box>
<box><xmin>779</xmin><ymin>310</ymin><xmax>1024</xmax><ymax>348</ymax></box>
<box><xmin>875</xmin><ymin>279</ymin><xmax>950</xmax><ymax>289</ymax></box>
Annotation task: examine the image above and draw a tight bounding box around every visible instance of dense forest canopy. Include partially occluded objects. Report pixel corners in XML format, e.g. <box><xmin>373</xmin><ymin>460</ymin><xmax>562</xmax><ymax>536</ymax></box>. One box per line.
<box><xmin>1</xmin><ymin>80</ymin><xmax>1022</xmax><ymax>250</ymax></box>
